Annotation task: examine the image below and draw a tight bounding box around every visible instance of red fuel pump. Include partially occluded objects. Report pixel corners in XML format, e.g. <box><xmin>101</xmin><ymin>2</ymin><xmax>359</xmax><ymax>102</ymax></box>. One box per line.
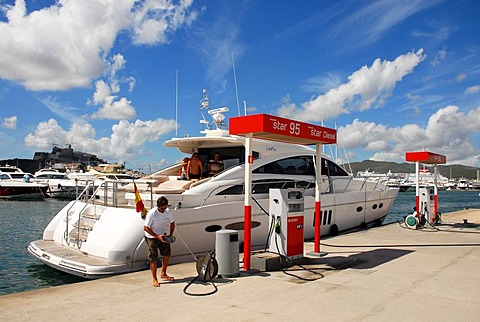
<box><xmin>268</xmin><ymin>188</ymin><xmax>304</xmax><ymax>260</ymax></box>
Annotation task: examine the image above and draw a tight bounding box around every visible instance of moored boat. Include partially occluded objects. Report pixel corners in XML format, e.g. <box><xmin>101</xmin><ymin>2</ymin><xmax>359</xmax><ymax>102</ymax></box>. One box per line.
<box><xmin>27</xmin><ymin>89</ymin><xmax>399</xmax><ymax>278</ymax></box>
<box><xmin>0</xmin><ymin>167</ymin><xmax>49</xmax><ymax>200</ymax></box>
<box><xmin>34</xmin><ymin>169</ymin><xmax>89</xmax><ymax>199</ymax></box>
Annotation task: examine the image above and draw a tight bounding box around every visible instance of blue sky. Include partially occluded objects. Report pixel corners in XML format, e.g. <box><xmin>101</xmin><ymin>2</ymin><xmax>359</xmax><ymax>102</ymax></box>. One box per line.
<box><xmin>0</xmin><ymin>0</ymin><xmax>479</xmax><ymax>173</ymax></box>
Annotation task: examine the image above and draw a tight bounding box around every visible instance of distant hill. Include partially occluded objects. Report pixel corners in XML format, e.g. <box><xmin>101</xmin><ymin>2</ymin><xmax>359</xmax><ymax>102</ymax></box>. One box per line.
<box><xmin>343</xmin><ymin>160</ymin><xmax>480</xmax><ymax>180</ymax></box>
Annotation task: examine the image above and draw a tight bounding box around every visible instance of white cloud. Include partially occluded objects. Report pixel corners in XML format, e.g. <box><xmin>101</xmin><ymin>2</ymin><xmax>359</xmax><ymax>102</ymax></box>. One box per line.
<box><xmin>24</xmin><ymin>117</ymin><xmax>177</xmax><ymax>162</ymax></box>
<box><xmin>0</xmin><ymin>0</ymin><xmax>198</xmax><ymax>91</ymax></box>
<box><xmin>339</xmin><ymin>105</ymin><xmax>480</xmax><ymax>166</ymax></box>
<box><xmin>91</xmin><ymin>96</ymin><xmax>136</xmax><ymax>120</ymax></box>
<box><xmin>456</xmin><ymin>73</ymin><xmax>467</xmax><ymax>82</ymax></box>
<box><xmin>465</xmin><ymin>85</ymin><xmax>480</xmax><ymax>95</ymax></box>
<box><xmin>2</xmin><ymin>116</ymin><xmax>17</xmax><ymax>129</ymax></box>
<box><xmin>277</xmin><ymin>49</ymin><xmax>426</xmax><ymax>122</ymax></box>
<box><xmin>91</xmin><ymin>80</ymin><xmax>111</xmax><ymax>105</ymax></box>
<box><xmin>329</xmin><ymin>0</ymin><xmax>446</xmax><ymax>50</ymax></box>
<box><xmin>24</xmin><ymin>119</ymin><xmax>85</xmax><ymax>149</ymax></box>
<box><xmin>107</xmin><ymin>54</ymin><xmax>127</xmax><ymax>93</ymax></box>
<box><xmin>88</xmin><ymin>54</ymin><xmax>137</xmax><ymax>120</ymax></box>
<box><xmin>130</xmin><ymin>0</ymin><xmax>197</xmax><ymax>45</ymax></box>
<box><xmin>431</xmin><ymin>47</ymin><xmax>447</xmax><ymax>66</ymax></box>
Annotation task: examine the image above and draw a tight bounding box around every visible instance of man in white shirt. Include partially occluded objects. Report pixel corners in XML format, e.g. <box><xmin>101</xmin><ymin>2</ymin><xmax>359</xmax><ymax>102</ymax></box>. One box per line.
<box><xmin>144</xmin><ymin>196</ymin><xmax>176</xmax><ymax>287</ymax></box>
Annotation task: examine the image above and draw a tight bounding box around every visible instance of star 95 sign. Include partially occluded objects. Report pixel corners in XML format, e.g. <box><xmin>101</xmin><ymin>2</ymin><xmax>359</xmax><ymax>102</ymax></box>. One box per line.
<box><xmin>229</xmin><ymin>114</ymin><xmax>336</xmax><ymax>145</ymax></box>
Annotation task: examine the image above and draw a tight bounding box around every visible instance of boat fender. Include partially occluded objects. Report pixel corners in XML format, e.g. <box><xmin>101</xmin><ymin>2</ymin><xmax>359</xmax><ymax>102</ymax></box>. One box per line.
<box><xmin>58</xmin><ymin>183</ymin><xmax>62</xmax><ymax>189</ymax></box>
<box><xmin>405</xmin><ymin>214</ymin><xmax>419</xmax><ymax>229</ymax></box>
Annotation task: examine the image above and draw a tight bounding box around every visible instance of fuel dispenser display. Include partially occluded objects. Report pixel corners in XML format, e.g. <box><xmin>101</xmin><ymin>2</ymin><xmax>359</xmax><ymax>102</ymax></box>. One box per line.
<box><xmin>268</xmin><ymin>188</ymin><xmax>304</xmax><ymax>260</ymax></box>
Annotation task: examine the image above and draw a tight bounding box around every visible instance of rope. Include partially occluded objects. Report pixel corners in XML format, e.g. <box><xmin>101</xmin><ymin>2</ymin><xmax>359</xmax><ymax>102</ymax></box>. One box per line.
<box><xmin>174</xmin><ymin>228</ymin><xmax>198</xmax><ymax>261</ymax></box>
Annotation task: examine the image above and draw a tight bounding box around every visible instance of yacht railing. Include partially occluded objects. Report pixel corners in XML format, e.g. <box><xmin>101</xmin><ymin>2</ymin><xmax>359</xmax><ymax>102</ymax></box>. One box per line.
<box><xmin>64</xmin><ymin>180</ymin><xmax>110</xmax><ymax>247</ymax></box>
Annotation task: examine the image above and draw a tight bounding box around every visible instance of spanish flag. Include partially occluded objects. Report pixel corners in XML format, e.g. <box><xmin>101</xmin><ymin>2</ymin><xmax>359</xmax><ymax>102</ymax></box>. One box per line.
<box><xmin>134</xmin><ymin>182</ymin><xmax>148</xmax><ymax>219</ymax></box>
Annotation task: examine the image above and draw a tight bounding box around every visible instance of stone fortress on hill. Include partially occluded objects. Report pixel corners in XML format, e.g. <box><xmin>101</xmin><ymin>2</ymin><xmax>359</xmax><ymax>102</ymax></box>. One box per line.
<box><xmin>0</xmin><ymin>145</ymin><xmax>107</xmax><ymax>174</ymax></box>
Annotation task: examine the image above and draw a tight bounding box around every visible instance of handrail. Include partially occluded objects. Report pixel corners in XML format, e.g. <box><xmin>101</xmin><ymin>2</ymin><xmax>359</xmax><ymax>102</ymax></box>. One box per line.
<box><xmin>64</xmin><ymin>180</ymin><xmax>107</xmax><ymax>247</ymax></box>
<box><xmin>65</xmin><ymin>181</ymin><xmax>92</xmax><ymax>245</ymax></box>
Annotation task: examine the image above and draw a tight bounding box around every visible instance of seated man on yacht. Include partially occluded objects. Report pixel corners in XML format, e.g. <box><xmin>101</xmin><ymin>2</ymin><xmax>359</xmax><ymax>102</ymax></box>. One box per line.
<box><xmin>208</xmin><ymin>152</ymin><xmax>224</xmax><ymax>176</ymax></box>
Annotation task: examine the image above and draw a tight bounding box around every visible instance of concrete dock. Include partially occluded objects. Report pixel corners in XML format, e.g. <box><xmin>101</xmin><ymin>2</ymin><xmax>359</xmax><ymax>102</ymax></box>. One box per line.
<box><xmin>1</xmin><ymin>209</ymin><xmax>480</xmax><ymax>321</ymax></box>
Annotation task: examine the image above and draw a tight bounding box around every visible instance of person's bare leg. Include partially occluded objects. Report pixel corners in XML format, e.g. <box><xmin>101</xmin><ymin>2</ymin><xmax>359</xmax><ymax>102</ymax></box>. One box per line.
<box><xmin>150</xmin><ymin>261</ymin><xmax>160</xmax><ymax>287</ymax></box>
<box><xmin>160</xmin><ymin>256</ymin><xmax>174</xmax><ymax>281</ymax></box>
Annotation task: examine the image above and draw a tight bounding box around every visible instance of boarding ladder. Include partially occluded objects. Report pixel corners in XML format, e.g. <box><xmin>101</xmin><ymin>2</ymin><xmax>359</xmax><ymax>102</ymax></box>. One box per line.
<box><xmin>65</xmin><ymin>181</ymin><xmax>121</xmax><ymax>248</ymax></box>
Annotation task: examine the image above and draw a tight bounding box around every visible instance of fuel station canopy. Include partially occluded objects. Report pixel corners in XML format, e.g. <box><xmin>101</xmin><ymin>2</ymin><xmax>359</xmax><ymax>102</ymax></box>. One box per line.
<box><xmin>405</xmin><ymin>151</ymin><xmax>447</xmax><ymax>225</ymax></box>
<box><xmin>405</xmin><ymin>151</ymin><xmax>447</xmax><ymax>165</ymax></box>
<box><xmin>229</xmin><ymin>113</ymin><xmax>337</xmax><ymax>270</ymax></box>
<box><xmin>229</xmin><ymin>113</ymin><xmax>337</xmax><ymax>145</ymax></box>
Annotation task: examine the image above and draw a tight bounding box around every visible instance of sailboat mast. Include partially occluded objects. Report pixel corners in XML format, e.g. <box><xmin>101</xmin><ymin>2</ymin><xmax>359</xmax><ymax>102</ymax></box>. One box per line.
<box><xmin>175</xmin><ymin>70</ymin><xmax>178</xmax><ymax>137</ymax></box>
<box><xmin>232</xmin><ymin>51</ymin><xmax>241</xmax><ymax>116</ymax></box>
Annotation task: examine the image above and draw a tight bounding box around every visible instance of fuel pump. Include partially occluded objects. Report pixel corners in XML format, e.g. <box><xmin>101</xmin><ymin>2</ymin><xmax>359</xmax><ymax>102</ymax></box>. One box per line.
<box><xmin>405</xmin><ymin>186</ymin><xmax>436</xmax><ymax>229</ymax></box>
<box><xmin>268</xmin><ymin>188</ymin><xmax>304</xmax><ymax>260</ymax></box>
<box><xmin>419</xmin><ymin>186</ymin><xmax>436</xmax><ymax>224</ymax></box>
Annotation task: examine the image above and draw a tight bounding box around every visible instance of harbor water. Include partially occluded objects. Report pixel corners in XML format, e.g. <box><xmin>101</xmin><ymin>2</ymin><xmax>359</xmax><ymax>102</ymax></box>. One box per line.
<box><xmin>1</xmin><ymin>190</ymin><xmax>479</xmax><ymax>296</ymax></box>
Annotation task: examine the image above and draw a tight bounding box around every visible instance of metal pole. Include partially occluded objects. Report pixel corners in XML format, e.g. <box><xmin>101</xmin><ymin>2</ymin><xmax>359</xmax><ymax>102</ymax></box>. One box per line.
<box><xmin>314</xmin><ymin>143</ymin><xmax>322</xmax><ymax>253</ymax></box>
<box><xmin>243</xmin><ymin>133</ymin><xmax>253</xmax><ymax>270</ymax></box>
<box><xmin>433</xmin><ymin>164</ymin><xmax>439</xmax><ymax>221</ymax></box>
<box><xmin>415</xmin><ymin>161</ymin><xmax>420</xmax><ymax>211</ymax></box>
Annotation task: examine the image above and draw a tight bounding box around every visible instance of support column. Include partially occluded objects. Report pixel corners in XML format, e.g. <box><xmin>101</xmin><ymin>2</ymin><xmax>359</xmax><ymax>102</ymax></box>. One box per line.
<box><xmin>415</xmin><ymin>161</ymin><xmax>420</xmax><ymax>211</ymax></box>
<box><xmin>243</xmin><ymin>133</ymin><xmax>253</xmax><ymax>271</ymax></box>
<box><xmin>307</xmin><ymin>143</ymin><xmax>326</xmax><ymax>257</ymax></box>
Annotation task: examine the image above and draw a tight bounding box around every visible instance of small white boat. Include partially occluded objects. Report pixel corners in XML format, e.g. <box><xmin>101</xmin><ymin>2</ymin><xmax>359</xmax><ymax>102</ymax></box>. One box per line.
<box><xmin>28</xmin><ymin>89</ymin><xmax>399</xmax><ymax>278</ymax></box>
<box><xmin>457</xmin><ymin>178</ymin><xmax>471</xmax><ymax>190</ymax></box>
<box><xmin>34</xmin><ymin>169</ymin><xmax>88</xmax><ymax>199</ymax></box>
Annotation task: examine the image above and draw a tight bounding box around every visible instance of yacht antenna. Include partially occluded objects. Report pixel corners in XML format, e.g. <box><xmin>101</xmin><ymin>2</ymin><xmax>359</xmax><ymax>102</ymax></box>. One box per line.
<box><xmin>175</xmin><ymin>70</ymin><xmax>179</xmax><ymax>137</ymax></box>
<box><xmin>232</xmin><ymin>51</ymin><xmax>241</xmax><ymax>116</ymax></box>
<box><xmin>199</xmin><ymin>89</ymin><xmax>210</xmax><ymax>130</ymax></box>
<box><xmin>243</xmin><ymin>99</ymin><xmax>247</xmax><ymax>116</ymax></box>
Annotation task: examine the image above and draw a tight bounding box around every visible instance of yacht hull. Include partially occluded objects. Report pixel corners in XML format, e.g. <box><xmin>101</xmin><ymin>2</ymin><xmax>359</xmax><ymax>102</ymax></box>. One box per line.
<box><xmin>27</xmin><ymin>188</ymin><xmax>398</xmax><ymax>279</ymax></box>
<box><xmin>0</xmin><ymin>183</ymin><xmax>48</xmax><ymax>200</ymax></box>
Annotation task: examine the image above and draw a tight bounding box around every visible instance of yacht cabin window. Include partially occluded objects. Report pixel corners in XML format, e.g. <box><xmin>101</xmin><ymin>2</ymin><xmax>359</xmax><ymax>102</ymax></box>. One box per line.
<box><xmin>321</xmin><ymin>158</ymin><xmax>349</xmax><ymax>177</ymax></box>
<box><xmin>217</xmin><ymin>179</ymin><xmax>314</xmax><ymax>196</ymax></box>
<box><xmin>216</xmin><ymin>156</ymin><xmax>348</xmax><ymax>196</ymax></box>
<box><xmin>253</xmin><ymin>156</ymin><xmax>315</xmax><ymax>176</ymax></box>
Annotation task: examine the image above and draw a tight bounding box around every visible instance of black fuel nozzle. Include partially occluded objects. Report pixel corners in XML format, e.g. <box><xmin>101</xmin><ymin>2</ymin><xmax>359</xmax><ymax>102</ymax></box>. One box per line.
<box><xmin>274</xmin><ymin>216</ymin><xmax>281</xmax><ymax>234</ymax></box>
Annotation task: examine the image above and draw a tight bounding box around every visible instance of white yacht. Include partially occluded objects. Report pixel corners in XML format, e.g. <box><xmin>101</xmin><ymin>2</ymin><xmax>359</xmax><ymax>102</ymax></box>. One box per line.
<box><xmin>456</xmin><ymin>178</ymin><xmax>471</xmax><ymax>190</ymax></box>
<box><xmin>28</xmin><ymin>90</ymin><xmax>399</xmax><ymax>278</ymax></box>
<box><xmin>34</xmin><ymin>169</ymin><xmax>88</xmax><ymax>199</ymax></box>
<box><xmin>0</xmin><ymin>166</ymin><xmax>49</xmax><ymax>200</ymax></box>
